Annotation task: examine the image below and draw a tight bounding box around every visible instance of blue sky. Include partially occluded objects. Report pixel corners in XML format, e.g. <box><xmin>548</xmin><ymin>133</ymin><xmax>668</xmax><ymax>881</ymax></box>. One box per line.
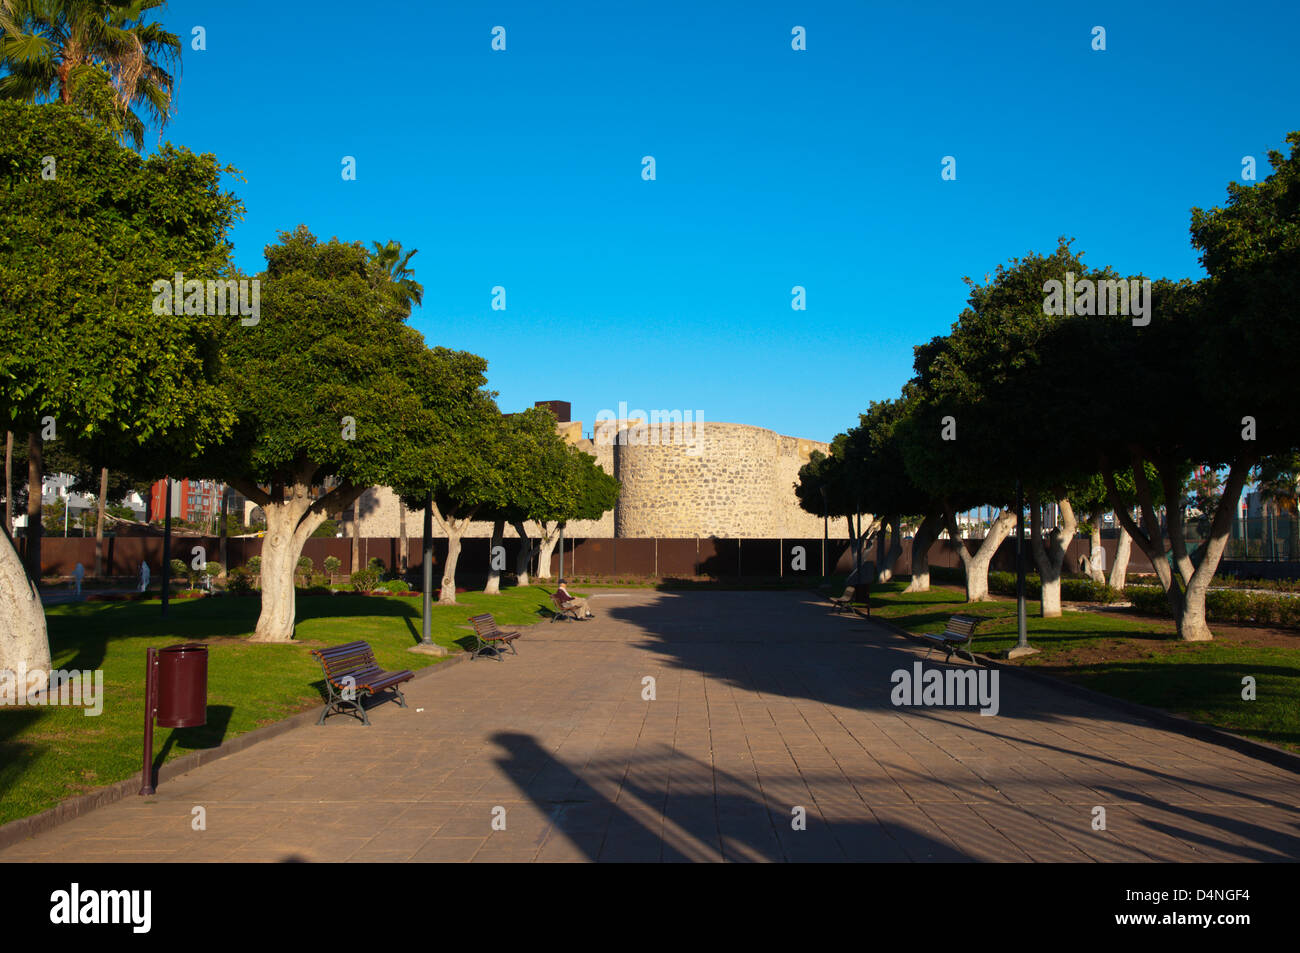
<box><xmin>160</xmin><ymin>0</ymin><xmax>1298</xmax><ymax>444</ymax></box>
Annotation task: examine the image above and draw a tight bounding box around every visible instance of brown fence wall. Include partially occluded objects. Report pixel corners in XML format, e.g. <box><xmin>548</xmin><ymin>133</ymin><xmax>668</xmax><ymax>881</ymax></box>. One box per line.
<box><xmin>25</xmin><ymin>533</ymin><xmax>1175</xmax><ymax>581</ymax></box>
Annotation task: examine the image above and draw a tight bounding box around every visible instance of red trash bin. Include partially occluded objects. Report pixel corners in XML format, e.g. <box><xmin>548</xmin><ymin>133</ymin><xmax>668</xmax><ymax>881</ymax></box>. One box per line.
<box><xmin>155</xmin><ymin>642</ymin><xmax>207</xmax><ymax>728</ymax></box>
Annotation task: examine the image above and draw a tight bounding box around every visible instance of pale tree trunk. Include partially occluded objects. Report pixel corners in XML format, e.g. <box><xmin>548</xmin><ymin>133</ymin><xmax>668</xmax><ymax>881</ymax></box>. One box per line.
<box><xmin>217</xmin><ymin>485</ymin><xmax>228</xmax><ymax>579</ymax></box>
<box><xmin>1104</xmin><ymin>457</ymin><xmax>1251</xmax><ymax>641</ymax></box>
<box><xmin>904</xmin><ymin>510</ymin><xmax>941</xmax><ymax>593</ymax></box>
<box><xmin>1030</xmin><ymin>495</ymin><xmax>1077</xmax><ymax>618</ymax></box>
<box><xmin>512</xmin><ymin>519</ymin><xmax>532</xmax><ymax>586</ymax></box>
<box><xmin>943</xmin><ymin>506</ymin><xmax>1015</xmax><ymax>602</ymax></box>
<box><xmin>237</xmin><ymin>478</ymin><xmax>362</xmax><ymax>642</ymax></box>
<box><xmin>1109</xmin><ymin>520</ymin><xmax>1132</xmax><ymax>590</ymax></box>
<box><xmin>484</xmin><ymin>519</ymin><xmax>505</xmax><ymax>594</ymax></box>
<box><xmin>846</xmin><ymin>512</ymin><xmax>880</xmax><ymax>584</ymax></box>
<box><xmin>350</xmin><ymin>500</ymin><xmax>361</xmax><ymax>574</ymax></box>
<box><xmin>875</xmin><ymin>513</ymin><xmax>903</xmax><ymax>584</ymax></box>
<box><xmin>1167</xmin><ymin>460</ymin><xmax>1250</xmax><ymax>642</ymax></box>
<box><xmin>398</xmin><ymin>500</ymin><xmax>408</xmax><ymax>575</ymax></box>
<box><xmin>94</xmin><ymin>467</ymin><xmax>108</xmax><ymax>577</ymax></box>
<box><xmin>536</xmin><ymin>520</ymin><xmax>563</xmax><ymax>580</ymax></box>
<box><xmin>0</xmin><ymin>524</ymin><xmax>51</xmax><ymax>691</ymax></box>
<box><xmin>432</xmin><ymin>502</ymin><xmax>480</xmax><ymax>604</ymax></box>
<box><xmin>26</xmin><ymin>432</ymin><xmax>42</xmax><ymax>581</ymax></box>
<box><xmin>1085</xmin><ymin>507</ymin><xmax>1106</xmax><ymax>583</ymax></box>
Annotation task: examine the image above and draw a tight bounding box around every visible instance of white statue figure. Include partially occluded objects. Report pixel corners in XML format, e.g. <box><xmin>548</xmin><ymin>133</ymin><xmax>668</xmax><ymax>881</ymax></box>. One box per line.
<box><xmin>139</xmin><ymin>561</ymin><xmax>150</xmax><ymax>593</ymax></box>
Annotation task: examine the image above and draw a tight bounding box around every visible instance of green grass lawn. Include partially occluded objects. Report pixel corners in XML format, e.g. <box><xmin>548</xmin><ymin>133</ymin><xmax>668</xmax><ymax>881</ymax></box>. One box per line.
<box><xmin>0</xmin><ymin>585</ymin><xmax>562</xmax><ymax>827</ymax></box>
<box><xmin>856</xmin><ymin>581</ymin><xmax>1300</xmax><ymax>754</ymax></box>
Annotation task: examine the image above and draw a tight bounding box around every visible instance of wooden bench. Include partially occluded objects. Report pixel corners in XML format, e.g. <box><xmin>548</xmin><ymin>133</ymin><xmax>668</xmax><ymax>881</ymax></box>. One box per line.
<box><xmin>310</xmin><ymin>641</ymin><xmax>414</xmax><ymax>726</ymax></box>
<box><xmin>830</xmin><ymin>585</ymin><xmax>869</xmax><ymax>614</ymax></box>
<box><xmin>550</xmin><ymin>590</ymin><xmax>582</xmax><ymax>622</ymax></box>
<box><xmin>468</xmin><ymin>613</ymin><xmax>522</xmax><ymax>660</ymax></box>
<box><xmin>920</xmin><ymin>615</ymin><xmax>982</xmax><ymax>664</ymax></box>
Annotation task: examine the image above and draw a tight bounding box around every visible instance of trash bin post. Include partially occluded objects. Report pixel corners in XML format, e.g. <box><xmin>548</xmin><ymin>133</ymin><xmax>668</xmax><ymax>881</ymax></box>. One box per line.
<box><xmin>139</xmin><ymin>643</ymin><xmax>208</xmax><ymax>796</ymax></box>
<box><xmin>139</xmin><ymin>647</ymin><xmax>158</xmax><ymax>796</ymax></box>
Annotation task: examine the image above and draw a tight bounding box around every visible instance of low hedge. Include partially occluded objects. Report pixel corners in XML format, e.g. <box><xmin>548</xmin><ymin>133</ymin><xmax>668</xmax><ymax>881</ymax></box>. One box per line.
<box><xmin>1126</xmin><ymin>585</ymin><xmax>1300</xmax><ymax>627</ymax></box>
<box><xmin>986</xmin><ymin>571</ymin><xmax>1124</xmax><ymax>604</ymax></box>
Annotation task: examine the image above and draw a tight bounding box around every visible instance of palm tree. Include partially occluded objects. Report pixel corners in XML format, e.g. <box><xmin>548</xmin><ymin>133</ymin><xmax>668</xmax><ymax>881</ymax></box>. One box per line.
<box><xmin>367</xmin><ymin>240</ymin><xmax>425</xmax><ymax>319</ymax></box>
<box><xmin>0</xmin><ymin>0</ymin><xmax>181</xmax><ymax>149</ymax></box>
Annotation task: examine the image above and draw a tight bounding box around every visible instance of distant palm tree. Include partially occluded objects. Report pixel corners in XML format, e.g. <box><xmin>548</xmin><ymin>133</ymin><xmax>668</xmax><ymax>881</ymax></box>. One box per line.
<box><xmin>0</xmin><ymin>0</ymin><xmax>181</xmax><ymax>148</ymax></box>
<box><xmin>367</xmin><ymin>239</ymin><xmax>424</xmax><ymax>319</ymax></box>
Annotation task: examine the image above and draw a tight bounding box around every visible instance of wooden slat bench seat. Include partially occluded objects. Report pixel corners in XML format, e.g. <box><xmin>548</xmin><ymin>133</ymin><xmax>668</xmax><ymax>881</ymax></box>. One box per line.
<box><xmin>830</xmin><ymin>585</ymin><xmax>869</xmax><ymax>614</ymax></box>
<box><xmin>469</xmin><ymin>613</ymin><xmax>522</xmax><ymax>660</ymax></box>
<box><xmin>310</xmin><ymin>640</ymin><xmax>414</xmax><ymax>726</ymax></box>
<box><xmin>920</xmin><ymin>614</ymin><xmax>982</xmax><ymax>664</ymax></box>
<box><xmin>550</xmin><ymin>591</ymin><xmax>581</xmax><ymax>622</ymax></box>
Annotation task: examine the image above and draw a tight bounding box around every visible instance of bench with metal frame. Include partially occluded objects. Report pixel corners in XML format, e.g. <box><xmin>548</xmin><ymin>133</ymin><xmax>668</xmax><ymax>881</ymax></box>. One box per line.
<box><xmin>310</xmin><ymin>640</ymin><xmax>414</xmax><ymax>726</ymax></box>
<box><xmin>468</xmin><ymin>613</ymin><xmax>522</xmax><ymax>660</ymax></box>
<box><xmin>921</xmin><ymin>614</ymin><xmax>982</xmax><ymax>664</ymax></box>
<box><xmin>550</xmin><ymin>590</ymin><xmax>583</xmax><ymax>622</ymax></box>
<box><xmin>830</xmin><ymin>584</ymin><xmax>870</xmax><ymax>615</ymax></box>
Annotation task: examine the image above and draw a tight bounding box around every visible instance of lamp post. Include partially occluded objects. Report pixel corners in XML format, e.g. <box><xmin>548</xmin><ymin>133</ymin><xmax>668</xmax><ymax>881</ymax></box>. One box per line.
<box><xmin>421</xmin><ymin>497</ymin><xmax>433</xmax><ymax>644</ymax></box>
<box><xmin>820</xmin><ymin>486</ymin><xmax>828</xmax><ymax>579</ymax></box>
<box><xmin>160</xmin><ymin>477</ymin><xmax>172</xmax><ymax>618</ymax></box>
<box><xmin>1007</xmin><ymin>478</ymin><xmax>1037</xmax><ymax>658</ymax></box>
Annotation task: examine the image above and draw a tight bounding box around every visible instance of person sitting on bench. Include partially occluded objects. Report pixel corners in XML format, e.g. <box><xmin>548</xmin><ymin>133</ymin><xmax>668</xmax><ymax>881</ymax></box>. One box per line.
<box><xmin>556</xmin><ymin>579</ymin><xmax>594</xmax><ymax>619</ymax></box>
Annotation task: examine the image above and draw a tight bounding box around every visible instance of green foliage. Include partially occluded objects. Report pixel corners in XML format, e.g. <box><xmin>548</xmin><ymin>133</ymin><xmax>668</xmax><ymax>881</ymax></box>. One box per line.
<box><xmin>311</xmin><ymin>519</ymin><xmax>337</xmax><ymax>538</ymax></box>
<box><xmin>323</xmin><ymin>555</ymin><xmax>342</xmax><ymax>575</ymax></box>
<box><xmin>244</xmin><ymin>556</ymin><xmax>261</xmax><ymax>576</ymax></box>
<box><xmin>0</xmin><ymin>102</ymin><xmax>241</xmax><ymax>472</ymax></box>
<box><xmin>379</xmin><ymin>579</ymin><xmax>409</xmax><ymax>594</ymax></box>
<box><xmin>986</xmin><ymin>571</ymin><xmax>1123</xmax><ymax>604</ymax></box>
<box><xmin>1127</xmin><ymin>585</ymin><xmax>1300</xmax><ymax>627</ymax></box>
<box><xmin>225</xmin><ymin>568</ymin><xmax>253</xmax><ymax>595</ymax></box>
<box><xmin>350</xmin><ymin>568</ymin><xmax>380</xmax><ymax>592</ymax></box>
<box><xmin>168</xmin><ymin>558</ymin><xmax>192</xmax><ymax>587</ymax></box>
<box><xmin>296</xmin><ymin>556</ymin><xmax>313</xmax><ymax>574</ymax></box>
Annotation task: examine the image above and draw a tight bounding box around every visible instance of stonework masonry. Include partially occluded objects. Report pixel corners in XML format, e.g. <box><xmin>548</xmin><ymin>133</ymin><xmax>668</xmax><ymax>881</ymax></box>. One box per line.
<box><xmin>338</xmin><ymin>418</ymin><xmax>850</xmax><ymax>540</ymax></box>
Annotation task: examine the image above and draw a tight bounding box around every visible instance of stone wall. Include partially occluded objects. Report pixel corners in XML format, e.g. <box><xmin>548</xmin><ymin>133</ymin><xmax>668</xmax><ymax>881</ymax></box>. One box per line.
<box><xmin>340</xmin><ymin>418</ymin><xmax>849</xmax><ymax>540</ymax></box>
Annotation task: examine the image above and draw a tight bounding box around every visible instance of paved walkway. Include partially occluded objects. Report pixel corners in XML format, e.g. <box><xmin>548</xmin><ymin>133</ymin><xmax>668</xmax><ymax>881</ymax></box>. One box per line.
<box><xmin>4</xmin><ymin>590</ymin><xmax>1298</xmax><ymax>862</ymax></box>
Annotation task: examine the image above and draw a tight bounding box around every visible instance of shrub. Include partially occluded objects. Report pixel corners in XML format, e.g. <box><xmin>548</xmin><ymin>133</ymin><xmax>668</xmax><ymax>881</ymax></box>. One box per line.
<box><xmin>350</xmin><ymin>568</ymin><xmax>380</xmax><ymax>592</ymax></box>
<box><xmin>323</xmin><ymin>556</ymin><xmax>341</xmax><ymax>575</ymax></box>
<box><xmin>169</xmin><ymin>558</ymin><xmax>195</xmax><ymax>587</ymax></box>
<box><xmin>1060</xmin><ymin>577</ymin><xmax>1123</xmax><ymax>603</ymax></box>
<box><xmin>379</xmin><ymin>579</ymin><xmax>409</xmax><ymax>594</ymax></box>
<box><xmin>246</xmin><ymin>556</ymin><xmax>261</xmax><ymax>576</ymax></box>
<box><xmin>226</xmin><ymin>569</ymin><xmax>253</xmax><ymax>595</ymax></box>
<box><xmin>1123</xmin><ymin>586</ymin><xmax>1300</xmax><ymax>628</ymax></box>
<box><xmin>204</xmin><ymin>561</ymin><xmax>223</xmax><ymax>579</ymax></box>
<box><xmin>297</xmin><ymin>556</ymin><xmax>313</xmax><ymax>574</ymax></box>
<box><xmin>1126</xmin><ymin>586</ymin><xmax>1169</xmax><ymax>616</ymax></box>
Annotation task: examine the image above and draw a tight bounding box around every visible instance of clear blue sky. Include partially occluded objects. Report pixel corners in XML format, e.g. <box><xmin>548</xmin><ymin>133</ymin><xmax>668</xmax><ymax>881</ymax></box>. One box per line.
<box><xmin>161</xmin><ymin>0</ymin><xmax>1298</xmax><ymax>444</ymax></box>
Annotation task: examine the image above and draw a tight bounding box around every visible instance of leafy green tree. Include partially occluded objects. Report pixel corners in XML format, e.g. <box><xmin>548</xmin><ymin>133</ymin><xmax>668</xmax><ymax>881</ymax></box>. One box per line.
<box><xmin>796</xmin><ymin>429</ymin><xmax>877</xmax><ymax>582</ymax></box>
<box><xmin>191</xmin><ymin>226</ymin><xmax>438</xmax><ymax>640</ymax></box>
<box><xmin>476</xmin><ymin>406</ymin><xmax>571</xmax><ymax>594</ymax></box>
<box><xmin>386</xmin><ymin>349</ymin><xmax>498</xmax><ymax>606</ymax></box>
<box><xmin>0</xmin><ymin>101</ymin><xmax>239</xmax><ymax>678</ymax></box>
<box><xmin>898</xmin><ymin>241</ymin><xmax>1140</xmax><ymax>612</ymax></box>
<box><xmin>527</xmin><ymin>442</ymin><xmax>620</xmax><ymax>582</ymax></box>
<box><xmin>0</xmin><ymin>0</ymin><xmax>182</xmax><ymax>149</ymax></box>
